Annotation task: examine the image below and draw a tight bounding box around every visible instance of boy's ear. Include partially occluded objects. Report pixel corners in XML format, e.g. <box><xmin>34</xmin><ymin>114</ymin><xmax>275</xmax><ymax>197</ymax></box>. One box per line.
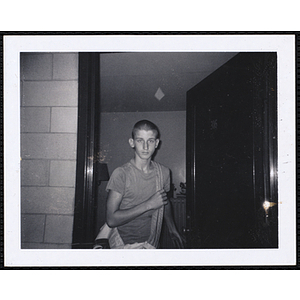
<box><xmin>155</xmin><ymin>139</ymin><xmax>160</xmax><ymax>148</ymax></box>
<box><xmin>129</xmin><ymin>138</ymin><xmax>135</xmax><ymax>148</ymax></box>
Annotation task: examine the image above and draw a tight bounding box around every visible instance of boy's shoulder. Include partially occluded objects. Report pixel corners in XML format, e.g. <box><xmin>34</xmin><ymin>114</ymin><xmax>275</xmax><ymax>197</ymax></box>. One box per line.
<box><xmin>111</xmin><ymin>161</ymin><xmax>135</xmax><ymax>177</ymax></box>
<box><xmin>113</xmin><ymin>161</ymin><xmax>132</xmax><ymax>173</ymax></box>
<box><xmin>152</xmin><ymin>161</ymin><xmax>170</xmax><ymax>174</ymax></box>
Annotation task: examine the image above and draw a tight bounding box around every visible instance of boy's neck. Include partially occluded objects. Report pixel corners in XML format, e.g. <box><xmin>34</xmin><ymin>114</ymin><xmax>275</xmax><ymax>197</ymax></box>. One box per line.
<box><xmin>132</xmin><ymin>156</ymin><xmax>153</xmax><ymax>173</ymax></box>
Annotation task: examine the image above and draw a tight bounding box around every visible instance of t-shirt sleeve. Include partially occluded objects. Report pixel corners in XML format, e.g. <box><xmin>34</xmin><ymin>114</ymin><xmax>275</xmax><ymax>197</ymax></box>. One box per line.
<box><xmin>106</xmin><ymin>167</ymin><xmax>126</xmax><ymax>195</ymax></box>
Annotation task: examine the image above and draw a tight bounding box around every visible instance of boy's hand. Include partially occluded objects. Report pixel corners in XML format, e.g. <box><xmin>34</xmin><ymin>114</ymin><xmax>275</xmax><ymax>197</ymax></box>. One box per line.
<box><xmin>147</xmin><ymin>189</ymin><xmax>168</xmax><ymax>210</ymax></box>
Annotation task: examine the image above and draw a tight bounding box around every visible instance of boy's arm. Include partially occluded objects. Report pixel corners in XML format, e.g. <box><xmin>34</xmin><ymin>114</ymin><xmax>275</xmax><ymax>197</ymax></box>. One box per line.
<box><xmin>163</xmin><ymin>200</ymin><xmax>185</xmax><ymax>248</ymax></box>
<box><xmin>106</xmin><ymin>189</ymin><xmax>167</xmax><ymax>228</ymax></box>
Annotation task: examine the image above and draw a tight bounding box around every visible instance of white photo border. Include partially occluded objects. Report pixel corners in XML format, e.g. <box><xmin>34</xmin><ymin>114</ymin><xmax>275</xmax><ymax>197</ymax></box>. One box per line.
<box><xmin>4</xmin><ymin>34</ymin><xmax>296</xmax><ymax>267</ymax></box>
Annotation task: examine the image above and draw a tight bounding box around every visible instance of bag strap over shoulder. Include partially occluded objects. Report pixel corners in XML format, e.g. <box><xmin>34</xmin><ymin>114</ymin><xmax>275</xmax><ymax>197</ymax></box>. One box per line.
<box><xmin>147</xmin><ymin>161</ymin><xmax>164</xmax><ymax>248</ymax></box>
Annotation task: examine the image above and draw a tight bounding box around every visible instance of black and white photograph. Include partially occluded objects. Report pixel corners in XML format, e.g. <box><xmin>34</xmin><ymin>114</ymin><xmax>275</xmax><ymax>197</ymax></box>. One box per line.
<box><xmin>3</xmin><ymin>34</ymin><xmax>296</xmax><ymax>266</ymax></box>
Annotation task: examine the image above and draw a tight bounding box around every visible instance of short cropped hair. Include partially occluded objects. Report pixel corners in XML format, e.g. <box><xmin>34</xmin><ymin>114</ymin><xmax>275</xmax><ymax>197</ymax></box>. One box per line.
<box><xmin>132</xmin><ymin>120</ymin><xmax>160</xmax><ymax>139</ymax></box>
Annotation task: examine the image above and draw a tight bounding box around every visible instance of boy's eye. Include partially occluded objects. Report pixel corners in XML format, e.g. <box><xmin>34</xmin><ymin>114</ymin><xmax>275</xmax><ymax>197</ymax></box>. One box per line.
<box><xmin>135</xmin><ymin>139</ymin><xmax>155</xmax><ymax>144</ymax></box>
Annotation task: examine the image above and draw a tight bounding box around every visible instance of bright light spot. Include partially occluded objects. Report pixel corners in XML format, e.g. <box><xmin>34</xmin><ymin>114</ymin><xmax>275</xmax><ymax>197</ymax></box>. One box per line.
<box><xmin>263</xmin><ymin>200</ymin><xmax>270</xmax><ymax>212</ymax></box>
<box><xmin>270</xmin><ymin>168</ymin><xmax>274</xmax><ymax>177</ymax></box>
<box><xmin>87</xmin><ymin>166</ymin><xmax>93</xmax><ymax>174</ymax></box>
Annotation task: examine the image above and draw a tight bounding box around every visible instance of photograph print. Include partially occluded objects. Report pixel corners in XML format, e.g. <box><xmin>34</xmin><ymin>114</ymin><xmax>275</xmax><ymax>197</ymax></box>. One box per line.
<box><xmin>4</xmin><ymin>35</ymin><xmax>295</xmax><ymax>266</ymax></box>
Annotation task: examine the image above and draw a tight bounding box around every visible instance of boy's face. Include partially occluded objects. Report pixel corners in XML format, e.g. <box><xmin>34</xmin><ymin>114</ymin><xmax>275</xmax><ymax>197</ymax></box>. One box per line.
<box><xmin>129</xmin><ymin>129</ymin><xmax>159</xmax><ymax>160</ymax></box>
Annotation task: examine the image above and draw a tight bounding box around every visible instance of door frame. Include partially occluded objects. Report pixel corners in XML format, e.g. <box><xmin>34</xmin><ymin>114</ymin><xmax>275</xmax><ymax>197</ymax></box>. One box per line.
<box><xmin>72</xmin><ymin>53</ymin><xmax>101</xmax><ymax>249</ymax></box>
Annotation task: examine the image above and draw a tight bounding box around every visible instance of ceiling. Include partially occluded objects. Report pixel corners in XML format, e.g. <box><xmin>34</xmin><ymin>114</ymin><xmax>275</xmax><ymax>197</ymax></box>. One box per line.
<box><xmin>100</xmin><ymin>52</ymin><xmax>238</xmax><ymax>112</ymax></box>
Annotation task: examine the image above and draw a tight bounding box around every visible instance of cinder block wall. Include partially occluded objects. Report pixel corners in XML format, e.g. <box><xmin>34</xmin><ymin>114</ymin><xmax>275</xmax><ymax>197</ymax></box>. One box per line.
<box><xmin>21</xmin><ymin>53</ymin><xmax>78</xmax><ymax>249</ymax></box>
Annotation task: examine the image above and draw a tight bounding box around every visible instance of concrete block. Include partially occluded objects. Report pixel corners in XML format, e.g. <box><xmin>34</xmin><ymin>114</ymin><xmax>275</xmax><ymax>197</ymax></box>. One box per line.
<box><xmin>21</xmin><ymin>186</ymin><xmax>75</xmax><ymax>214</ymax></box>
<box><xmin>21</xmin><ymin>107</ymin><xmax>51</xmax><ymax>133</ymax></box>
<box><xmin>53</xmin><ymin>53</ymin><xmax>78</xmax><ymax>80</ymax></box>
<box><xmin>21</xmin><ymin>133</ymin><xmax>77</xmax><ymax>159</ymax></box>
<box><xmin>44</xmin><ymin>215</ymin><xmax>74</xmax><ymax>244</ymax></box>
<box><xmin>51</xmin><ymin>107</ymin><xmax>78</xmax><ymax>133</ymax></box>
<box><xmin>49</xmin><ymin>160</ymin><xmax>76</xmax><ymax>187</ymax></box>
<box><xmin>22</xmin><ymin>81</ymin><xmax>78</xmax><ymax>107</ymax></box>
<box><xmin>21</xmin><ymin>159</ymin><xmax>49</xmax><ymax>186</ymax></box>
<box><xmin>21</xmin><ymin>213</ymin><xmax>46</xmax><ymax>243</ymax></box>
<box><xmin>21</xmin><ymin>53</ymin><xmax>52</xmax><ymax>81</ymax></box>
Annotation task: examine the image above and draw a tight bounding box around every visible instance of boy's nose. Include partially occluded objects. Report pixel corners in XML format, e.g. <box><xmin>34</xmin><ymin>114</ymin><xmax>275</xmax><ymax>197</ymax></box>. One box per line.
<box><xmin>143</xmin><ymin>142</ymin><xmax>149</xmax><ymax>150</ymax></box>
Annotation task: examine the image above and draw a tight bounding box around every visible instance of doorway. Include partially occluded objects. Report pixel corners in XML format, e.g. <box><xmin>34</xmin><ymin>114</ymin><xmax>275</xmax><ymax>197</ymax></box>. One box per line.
<box><xmin>72</xmin><ymin>52</ymin><xmax>242</xmax><ymax>248</ymax></box>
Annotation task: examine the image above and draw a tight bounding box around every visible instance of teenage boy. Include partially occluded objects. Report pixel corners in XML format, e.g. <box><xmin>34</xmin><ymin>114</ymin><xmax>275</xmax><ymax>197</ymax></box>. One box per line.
<box><xmin>105</xmin><ymin>120</ymin><xmax>183</xmax><ymax>249</ymax></box>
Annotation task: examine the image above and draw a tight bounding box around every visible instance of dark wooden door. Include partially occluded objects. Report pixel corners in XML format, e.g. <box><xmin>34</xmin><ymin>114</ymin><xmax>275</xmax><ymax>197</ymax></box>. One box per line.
<box><xmin>186</xmin><ymin>52</ymin><xmax>278</xmax><ymax>249</ymax></box>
